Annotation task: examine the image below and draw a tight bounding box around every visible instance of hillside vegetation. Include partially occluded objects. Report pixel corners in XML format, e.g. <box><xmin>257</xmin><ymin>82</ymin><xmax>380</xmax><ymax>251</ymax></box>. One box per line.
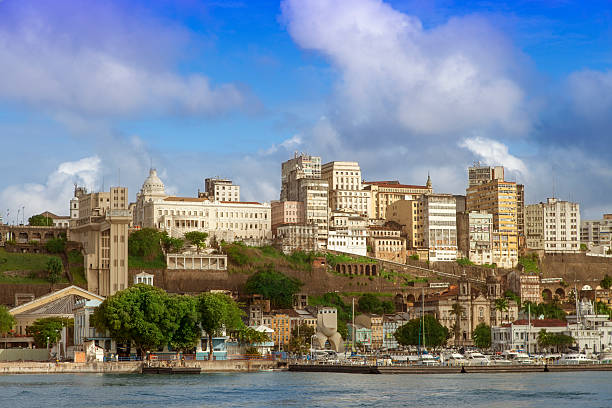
<box><xmin>0</xmin><ymin>248</ymin><xmax>66</xmax><ymax>283</ymax></box>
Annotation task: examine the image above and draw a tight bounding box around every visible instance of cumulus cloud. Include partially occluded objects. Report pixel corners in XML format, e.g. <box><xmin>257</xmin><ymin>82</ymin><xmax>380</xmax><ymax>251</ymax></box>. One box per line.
<box><xmin>281</xmin><ymin>0</ymin><xmax>530</xmax><ymax>139</ymax></box>
<box><xmin>0</xmin><ymin>156</ymin><xmax>101</xmax><ymax>222</ymax></box>
<box><xmin>261</xmin><ymin>134</ymin><xmax>303</xmax><ymax>155</ymax></box>
<box><xmin>459</xmin><ymin>137</ymin><xmax>528</xmax><ymax>176</ymax></box>
<box><xmin>0</xmin><ymin>0</ymin><xmax>255</xmax><ymax>118</ymax></box>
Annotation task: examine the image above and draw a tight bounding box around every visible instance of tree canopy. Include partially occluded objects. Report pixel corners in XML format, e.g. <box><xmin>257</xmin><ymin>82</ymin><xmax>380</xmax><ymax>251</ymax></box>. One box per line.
<box><xmin>472</xmin><ymin>323</ymin><xmax>491</xmax><ymax>349</ymax></box>
<box><xmin>128</xmin><ymin>228</ymin><xmax>163</xmax><ymax>258</ymax></box>
<box><xmin>92</xmin><ymin>284</ymin><xmax>184</xmax><ymax>354</ymax></box>
<box><xmin>197</xmin><ymin>292</ymin><xmax>244</xmax><ymax>358</ymax></box>
<box><xmin>357</xmin><ymin>293</ymin><xmax>395</xmax><ymax>315</ymax></box>
<box><xmin>394</xmin><ymin>315</ymin><xmax>449</xmax><ymax>348</ymax></box>
<box><xmin>537</xmin><ymin>329</ymin><xmax>574</xmax><ymax>349</ymax></box>
<box><xmin>184</xmin><ymin>231</ymin><xmax>209</xmax><ymax>253</ymax></box>
<box><xmin>601</xmin><ymin>275</ymin><xmax>612</xmax><ymax>290</ymax></box>
<box><xmin>26</xmin><ymin>317</ymin><xmax>73</xmax><ymax>348</ymax></box>
<box><xmin>244</xmin><ymin>266</ymin><xmax>302</xmax><ymax>308</ymax></box>
<box><xmin>46</xmin><ymin>257</ymin><xmax>63</xmax><ymax>284</ymax></box>
<box><xmin>288</xmin><ymin>323</ymin><xmax>315</xmax><ymax>355</ymax></box>
<box><xmin>28</xmin><ymin>214</ymin><xmax>53</xmax><ymax>226</ymax></box>
<box><xmin>0</xmin><ymin>306</ymin><xmax>15</xmax><ymax>334</ymax></box>
<box><xmin>166</xmin><ymin>295</ymin><xmax>200</xmax><ymax>352</ymax></box>
<box><xmin>160</xmin><ymin>232</ymin><xmax>184</xmax><ymax>254</ymax></box>
<box><xmin>522</xmin><ymin>301</ymin><xmax>566</xmax><ymax>321</ymax></box>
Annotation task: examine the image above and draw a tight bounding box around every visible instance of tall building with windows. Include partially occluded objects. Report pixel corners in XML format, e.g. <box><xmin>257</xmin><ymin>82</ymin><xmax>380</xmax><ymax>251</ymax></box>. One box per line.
<box><xmin>280</xmin><ymin>153</ymin><xmax>321</xmax><ymax>202</ymax></box>
<box><xmin>321</xmin><ymin>161</ymin><xmax>370</xmax><ymax>217</ymax></box>
<box><xmin>421</xmin><ymin>194</ymin><xmax>458</xmax><ymax>262</ymax></box>
<box><xmin>70</xmin><ymin>186</ymin><xmax>131</xmax><ymax>297</ymax></box>
<box><xmin>203</xmin><ymin>178</ymin><xmax>240</xmax><ymax>202</ymax></box>
<box><xmin>581</xmin><ymin>214</ymin><xmax>612</xmax><ymax>247</ymax></box>
<box><xmin>526</xmin><ymin>198</ymin><xmax>580</xmax><ymax>253</ymax></box>
<box><xmin>468</xmin><ymin>163</ymin><xmax>505</xmax><ymax>187</ymax></box>
<box><xmin>363</xmin><ymin>178</ymin><xmax>432</xmax><ymax>220</ymax></box>
<box><xmin>466</xmin><ymin>179</ymin><xmax>518</xmax><ymax>268</ymax></box>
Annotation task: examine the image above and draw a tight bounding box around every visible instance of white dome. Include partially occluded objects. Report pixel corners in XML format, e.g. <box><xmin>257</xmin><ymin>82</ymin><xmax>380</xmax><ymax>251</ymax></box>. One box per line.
<box><xmin>141</xmin><ymin>168</ymin><xmax>166</xmax><ymax>195</ymax></box>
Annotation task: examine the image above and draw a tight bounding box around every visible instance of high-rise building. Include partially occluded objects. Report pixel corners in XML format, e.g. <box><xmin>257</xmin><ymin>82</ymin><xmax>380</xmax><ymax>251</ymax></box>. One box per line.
<box><xmin>327</xmin><ymin>210</ymin><xmax>368</xmax><ymax>256</ymax></box>
<box><xmin>517</xmin><ymin>184</ymin><xmax>525</xmax><ymax>249</ymax></box>
<box><xmin>457</xmin><ymin>211</ymin><xmax>494</xmax><ymax>265</ymax></box>
<box><xmin>70</xmin><ymin>186</ymin><xmax>131</xmax><ymax>297</ymax></box>
<box><xmin>421</xmin><ymin>194</ymin><xmax>458</xmax><ymax>262</ymax></box>
<box><xmin>525</xmin><ymin>198</ymin><xmax>580</xmax><ymax>253</ymax></box>
<box><xmin>581</xmin><ymin>214</ymin><xmax>612</xmax><ymax>247</ymax></box>
<box><xmin>468</xmin><ymin>163</ymin><xmax>505</xmax><ymax>188</ymax></box>
<box><xmin>467</xmin><ymin>179</ymin><xmax>518</xmax><ymax>268</ymax></box>
<box><xmin>363</xmin><ymin>178</ymin><xmax>432</xmax><ymax>220</ymax></box>
<box><xmin>203</xmin><ymin>178</ymin><xmax>240</xmax><ymax>202</ymax></box>
<box><xmin>280</xmin><ymin>153</ymin><xmax>321</xmax><ymax>202</ymax></box>
<box><xmin>386</xmin><ymin>199</ymin><xmax>424</xmax><ymax>250</ymax></box>
<box><xmin>321</xmin><ymin>161</ymin><xmax>370</xmax><ymax>216</ymax></box>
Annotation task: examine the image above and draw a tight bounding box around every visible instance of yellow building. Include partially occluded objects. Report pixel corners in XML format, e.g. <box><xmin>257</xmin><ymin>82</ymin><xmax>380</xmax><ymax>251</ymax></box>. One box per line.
<box><xmin>466</xmin><ymin>179</ymin><xmax>518</xmax><ymax>268</ymax></box>
<box><xmin>386</xmin><ymin>199</ymin><xmax>423</xmax><ymax>249</ymax></box>
<box><xmin>363</xmin><ymin>178</ymin><xmax>432</xmax><ymax>220</ymax></box>
<box><xmin>263</xmin><ymin>312</ymin><xmax>291</xmax><ymax>348</ymax></box>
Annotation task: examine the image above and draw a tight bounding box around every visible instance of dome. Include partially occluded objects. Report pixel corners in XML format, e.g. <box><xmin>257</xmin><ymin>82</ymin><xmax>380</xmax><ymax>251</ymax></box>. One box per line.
<box><xmin>141</xmin><ymin>168</ymin><xmax>166</xmax><ymax>196</ymax></box>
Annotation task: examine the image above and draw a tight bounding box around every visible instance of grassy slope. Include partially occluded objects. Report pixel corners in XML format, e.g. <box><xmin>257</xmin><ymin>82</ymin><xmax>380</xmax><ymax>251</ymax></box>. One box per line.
<box><xmin>0</xmin><ymin>248</ymin><xmax>66</xmax><ymax>283</ymax></box>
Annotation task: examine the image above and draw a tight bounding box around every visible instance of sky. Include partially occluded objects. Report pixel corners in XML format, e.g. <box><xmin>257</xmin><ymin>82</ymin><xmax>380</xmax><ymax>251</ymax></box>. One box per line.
<box><xmin>0</xmin><ymin>0</ymin><xmax>611</xmax><ymax>222</ymax></box>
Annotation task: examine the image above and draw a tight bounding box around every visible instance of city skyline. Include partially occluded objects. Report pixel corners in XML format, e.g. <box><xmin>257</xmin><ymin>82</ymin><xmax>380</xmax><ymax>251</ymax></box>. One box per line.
<box><xmin>1</xmin><ymin>0</ymin><xmax>611</xmax><ymax>220</ymax></box>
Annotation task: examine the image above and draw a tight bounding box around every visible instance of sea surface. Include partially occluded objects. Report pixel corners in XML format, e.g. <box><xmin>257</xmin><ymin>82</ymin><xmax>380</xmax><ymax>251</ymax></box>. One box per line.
<box><xmin>1</xmin><ymin>371</ymin><xmax>611</xmax><ymax>408</ymax></box>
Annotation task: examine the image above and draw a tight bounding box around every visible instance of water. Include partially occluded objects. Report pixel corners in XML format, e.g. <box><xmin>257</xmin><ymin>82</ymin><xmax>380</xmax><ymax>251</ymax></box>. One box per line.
<box><xmin>1</xmin><ymin>371</ymin><xmax>612</xmax><ymax>407</ymax></box>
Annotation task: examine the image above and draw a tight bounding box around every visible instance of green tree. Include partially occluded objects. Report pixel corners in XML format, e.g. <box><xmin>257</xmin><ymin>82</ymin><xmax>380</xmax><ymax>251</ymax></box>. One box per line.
<box><xmin>237</xmin><ymin>326</ymin><xmax>270</xmax><ymax>345</ymax></box>
<box><xmin>504</xmin><ymin>290</ymin><xmax>521</xmax><ymax>308</ymax></box>
<box><xmin>184</xmin><ymin>231</ymin><xmax>209</xmax><ymax>253</ymax></box>
<box><xmin>45</xmin><ymin>237</ymin><xmax>66</xmax><ymax>254</ymax></box>
<box><xmin>382</xmin><ymin>300</ymin><xmax>395</xmax><ymax>314</ymax></box>
<box><xmin>92</xmin><ymin>285</ymin><xmax>179</xmax><ymax>355</ymax></box>
<box><xmin>495</xmin><ymin>298</ymin><xmax>509</xmax><ymax>322</ymax></box>
<box><xmin>472</xmin><ymin>323</ymin><xmax>491</xmax><ymax>349</ymax></box>
<box><xmin>287</xmin><ymin>323</ymin><xmax>314</xmax><ymax>355</ymax></box>
<box><xmin>244</xmin><ymin>266</ymin><xmax>302</xmax><ymax>308</ymax></box>
<box><xmin>160</xmin><ymin>232</ymin><xmax>184</xmax><ymax>254</ymax></box>
<box><xmin>358</xmin><ymin>293</ymin><xmax>383</xmax><ymax>314</ymax></box>
<box><xmin>523</xmin><ymin>301</ymin><xmax>566</xmax><ymax>321</ymax></box>
<box><xmin>129</xmin><ymin>228</ymin><xmax>163</xmax><ymax>258</ymax></box>
<box><xmin>46</xmin><ymin>257</ymin><xmax>63</xmax><ymax>284</ymax></box>
<box><xmin>28</xmin><ymin>214</ymin><xmax>53</xmax><ymax>226</ymax></box>
<box><xmin>26</xmin><ymin>317</ymin><xmax>73</xmax><ymax>348</ymax></box>
<box><xmin>394</xmin><ymin>315</ymin><xmax>449</xmax><ymax>348</ymax></box>
<box><xmin>601</xmin><ymin>275</ymin><xmax>612</xmax><ymax>290</ymax></box>
<box><xmin>0</xmin><ymin>306</ymin><xmax>15</xmax><ymax>334</ymax></box>
<box><xmin>450</xmin><ymin>302</ymin><xmax>465</xmax><ymax>345</ymax></box>
<box><xmin>166</xmin><ymin>295</ymin><xmax>200</xmax><ymax>352</ymax></box>
<box><xmin>537</xmin><ymin>329</ymin><xmax>574</xmax><ymax>352</ymax></box>
<box><xmin>197</xmin><ymin>292</ymin><xmax>244</xmax><ymax>359</ymax></box>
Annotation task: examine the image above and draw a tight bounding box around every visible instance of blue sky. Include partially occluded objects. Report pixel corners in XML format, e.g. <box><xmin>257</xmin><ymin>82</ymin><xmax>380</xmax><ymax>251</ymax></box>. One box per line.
<box><xmin>0</xmin><ymin>0</ymin><xmax>611</xmax><ymax>221</ymax></box>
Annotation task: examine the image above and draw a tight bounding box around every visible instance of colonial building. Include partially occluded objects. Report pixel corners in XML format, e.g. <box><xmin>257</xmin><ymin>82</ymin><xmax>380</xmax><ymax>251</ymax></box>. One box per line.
<box><xmin>506</xmin><ymin>270</ymin><xmax>541</xmax><ymax>305</ymax></box>
<box><xmin>367</xmin><ymin>226</ymin><xmax>406</xmax><ymax>262</ymax></box>
<box><xmin>526</xmin><ymin>197</ymin><xmax>580</xmax><ymax>253</ymax></box>
<box><xmin>274</xmin><ymin>223</ymin><xmax>318</xmax><ymax>254</ymax></box>
<box><xmin>327</xmin><ymin>210</ymin><xmax>367</xmax><ymax>256</ymax></box>
<box><xmin>133</xmin><ymin>169</ymin><xmax>271</xmax><ymax>246</ymax></box>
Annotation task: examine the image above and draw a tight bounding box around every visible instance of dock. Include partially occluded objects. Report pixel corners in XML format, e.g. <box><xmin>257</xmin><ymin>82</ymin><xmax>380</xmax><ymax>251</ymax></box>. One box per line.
<box><xmin>288</xmin><ymin>363</ymin><xmax>612</xmax><ymax>374</ymax></box>
<box><xmin>142</xmin><ymin>366</ymin><xmax>202</xmax><ymax>375</ymax></box>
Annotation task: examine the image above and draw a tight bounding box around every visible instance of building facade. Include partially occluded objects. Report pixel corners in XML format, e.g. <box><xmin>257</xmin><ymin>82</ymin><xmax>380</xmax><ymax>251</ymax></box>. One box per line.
<box><xmin>327</xmin><ymin>210</ymin><xmax>367</xmax><ymax>256</ymax></box>
<box><xmin>581</xmin><ymin>214</ymin><xmax>612</xmax><ymax>247</ymax></box>
<box><xmin>468</xmin><ymin>163</ymin><xmax>505</xmax><ymax>188</ymax></box>
<box><xmin>363</xmin><ymin>179</ymin><xmax>432</xmax><ymax>220</ymax></box>
<box><xmin>202</xmin><ymin>178</ymin><xmax>240</xmax><ymax>202</ymax></box>
<box><xmin>367</xmin><ymin>227</ymin><xmax>406</xmax><ymax>262</ymax></box>
<box><xmin>525</xmin><ymin>198</ymin><xmax>580</xmax><ymax>253</ymax></box>
<box><xmin>271</xmin><ymin>200</ymin><xmax>304</xmax><ymax>236</ymax></box>
<box><xmin>275</xmin><ymin>223</ymin><xmax>318</xmax><ymax>254</ymax></box>
<box><xmin>280</xmin><ymin>153</ymin><xmax>321</xmax><ymax>202</ymax></box>
<box><xmin>457</xmin><ymin>211</ymin><xmax>493</xmax><ymax>265</ymax></box>
<box><xmin>422</xmin><ymin>194</ymin><xmax>457</xmax><ymax>262</ymax></box>
<box><xmin>321</xmin><ymin>161</ymin><xmax>370</xmax><ymax>217</ymax></box>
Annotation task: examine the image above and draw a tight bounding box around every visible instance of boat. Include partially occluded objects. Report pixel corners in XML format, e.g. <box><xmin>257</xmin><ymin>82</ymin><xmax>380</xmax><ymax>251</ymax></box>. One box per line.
<box><xmin>443</xmin><ymin>352</ymin><xmax>467</xmax><ymax>366</ymax></box>
<box><xmin>559</xmin><ymin>354</ymin><xmax>598</xmax><ymax>365</ymax></box>
<box><xmin>417</xmin><ymin>354</ymin><xmax>440</xmax><ymax>366</ymax></box>
<box><xmin>464</xmin><ymin>351</ymin><xmax>491</xmax><ymax>366</ymax></box>
<box><xmin>502</xmin><ymin>350</ymin><xmax>533</xmax><ymax>364</ymax></box>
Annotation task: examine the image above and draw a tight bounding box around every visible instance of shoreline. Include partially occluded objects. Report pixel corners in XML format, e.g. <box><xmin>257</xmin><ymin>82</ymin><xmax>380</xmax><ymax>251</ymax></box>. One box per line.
<box><xmin>0</xmin><ymin>360</ymin><xmax>280</xmax><ymax>374</ymax></box>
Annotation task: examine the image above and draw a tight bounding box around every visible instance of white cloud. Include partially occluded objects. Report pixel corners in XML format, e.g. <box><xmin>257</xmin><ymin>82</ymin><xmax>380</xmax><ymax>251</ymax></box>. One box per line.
<box><xmin>261</xmin><ymin>134</ymin><xmax>303</xmax><ymax>155</ymax></box>
<box><xmin>459</xmin><ymin>137</ymin><xmax>527</xmax><ymax>176</ymax></box>
<box><xmin>281</xmin><ymin>0</ymin><xmax>529</xmax><ymax>138</ymax></box>
<box><xmin>0</xmin><ymin>156</ymin><xmax>101</xmax><ymax>222</ymax></box>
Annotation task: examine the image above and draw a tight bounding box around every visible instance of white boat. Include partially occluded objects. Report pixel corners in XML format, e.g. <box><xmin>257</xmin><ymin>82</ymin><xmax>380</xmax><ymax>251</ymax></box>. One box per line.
<box><xmin>444</xmin><ymin>353</ymin><xmax>467</xmax><ymax>366</ymax></box>
<box><xmin>464</xmin><ymin>351</ymin><xmax>491</xmax><ymax>366</ymax></box>
<box><xmin>502</xmin><ymin>350</ymin><xmax>533</xmax><ymax>364</ymax></box>
<box><xmin>559</xmin><ymin>354</ymin><xmax>598</xmax><ymax>365</ymax></box>
<box><xmin>489</xmin><ymin>355</ymin><xmax>513</xmax><ymax>366</ymax></box>
<box><xmin>417</xmin><ymin>354</ymin><xmax>440</xmax><ymax>366</ymax></box>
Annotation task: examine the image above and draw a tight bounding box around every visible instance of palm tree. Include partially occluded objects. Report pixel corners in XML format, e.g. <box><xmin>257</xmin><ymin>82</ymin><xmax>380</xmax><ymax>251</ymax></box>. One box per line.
<box><xmin>495</xmin><ymin>298</ymin><xmax>509</xmax><ymax>323</ymax></box>
<box><xmin>450</xmin><ymin>302</ymin><xmax>465</xmax><ymax>346</ymax></box>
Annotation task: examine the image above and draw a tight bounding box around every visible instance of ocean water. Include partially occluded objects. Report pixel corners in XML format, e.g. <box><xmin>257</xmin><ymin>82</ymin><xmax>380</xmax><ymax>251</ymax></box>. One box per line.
<box><xmin>1</xmin><ymin>371</ymin><xmax>611</xmax><ymax>408</ymax></box>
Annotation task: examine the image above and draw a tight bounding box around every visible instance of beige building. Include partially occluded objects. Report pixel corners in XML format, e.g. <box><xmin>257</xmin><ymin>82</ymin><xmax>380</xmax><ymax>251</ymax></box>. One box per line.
<box><xmin>506</xmin><ymin>270</ymin><xmax>541</xmax><ymax>305</ymax></box>
<box><xmin>297</xmin><ymin>178</ymin><xmax>329</xmax><ymax>248</ymax></box>
<box><xmin>321</xmin><ymin>161</ymin><xmax>370</xmax><ymax>217</ymax></box>
<box><xmin>581</xmin><ymin>214</ymin><xmax>612</xmax><ymax>247</ymax></box>
<box><xmin>271</xmin><ymin>200</ymin><xmax>304</xmax><ymax>236</ymax></box>
<box><xmin>526</xmin><ymin>198</ymin><xmax>580</xmax><ymax>253</ymax></box>
<box><xmin>133</xmin><ymin>170</ymin><xmax>271</xmax><ymax>245</ymax></box>
<box><xmin>468</xmin><ymin>163</ymin><xmax>505</xmax><ymax>188</ymax></box>
<box><xmin>280</xmin><ymin>153</ymin><xmax>321</xmax><ymax>202</ymax></box>
<box><xmin>275</xmin><ymin>223</ymin><xmax>318</xmax><ymax>254</ymax></box>
<box><xmin>367</xmin><ymin>226</ymin><xmax>406</xmax><ymax>262</ymax></box>
<box><xmin>202</xmin><ymin>177</ymin><xmax>240</xmax><ymax>202</ymax></box>
<box><xmin>38</xmin><ymin>211</ymin><xmax>71</xmax><ymax>228</ymax></box>
<box><xmin>456</xmin><ymin>211</ymin><xmax>493</xmax><ymax>265</ymax></box>
<box><xmin>467</xmin><ymin>179</ymin><xmax>519</xmax><ymax>268</ymax></box>
<box><xmin>70</xmin><ymin>186</ymin><xmax>131</xmax><ymax>297</ymax></box>
<box><xmin>363</xmin><ymin>178</ymin><xmax>432</xmax><ymax>221</ymax></box>
<box><xmin>386</xmin><ymin>199</ymin><xmax>424</xmax><ymax>249</ymax></box>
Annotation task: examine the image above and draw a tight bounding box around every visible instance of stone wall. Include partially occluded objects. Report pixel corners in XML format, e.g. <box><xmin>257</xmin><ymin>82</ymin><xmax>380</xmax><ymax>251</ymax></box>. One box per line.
<box><xmin>540</xmin><ymin>253</ymin><xmax>612</xmax><ymax>282</ymax></box>
<box><xmin>0</xmin><ymin>283</ymin><xmax>70</xmax><ymax>307</ymax></box>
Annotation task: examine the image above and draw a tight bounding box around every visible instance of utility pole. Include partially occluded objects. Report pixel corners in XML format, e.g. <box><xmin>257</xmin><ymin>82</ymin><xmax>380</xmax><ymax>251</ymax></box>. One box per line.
<box><xmin>352</xmin><ymin>298</ymin><xmax>355</xmax><ymax>351</ymax></box>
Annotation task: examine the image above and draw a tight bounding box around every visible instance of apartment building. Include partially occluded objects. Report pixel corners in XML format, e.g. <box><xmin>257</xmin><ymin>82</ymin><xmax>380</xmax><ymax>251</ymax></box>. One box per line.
<box><xmin>526</xmin><ymin>198</ymin><xmax>580</xmax><ymax>253</ymax></box>
<box><xmin>280</xmin><ymin>153</ymin><xmax>321</xmax><ymax>202</ymax></box>
<box><xmin>271</xmin><ymin>200</ymin><xmax>304</xmax><ymax>236</ymax></box>
<box><xmin>362</xmin><ymin>178</ymin><xmax>432</xmax><ymax>220</ymax></box>
<box><xmin>202</xmin><ymin>177</ymin><xmax>240</xmax><ymax>202</ymax></box>
<box><xmin>422</xmin><ymin>194</ymin><xmax>458</xmax><ymax>262</ymax></box>
<box><xmin>321</xmin><ymin>161</ymin><xmax>370</xmax><ymax>217</ymax></box>
<box><xmin>327</xmin><ymin>210</ymin><xmax>367</xmax><ymax>256</ymax></box>
<box><xmin>367</xmin><ymin>226</ymin><xmax>406</xmax><ymax>262</ymax></box>
<box><xmin>581</xmin><ymin>214</ymin><xmax>612</xmax><ymax>247</ymax></box>
<box><xmin>468</xmin><ymin>163</ymin><xmax>505</xmax><ymax>188</ymax></box>
<box><xmin>456</xmin><ymin>211</ymin><xmax>494</xmax><ymax>265</ymax></box>
<box><xmin>467</xmin><ymin>179</ymin><xmax>519</xmax><ymax>268</ymax></box>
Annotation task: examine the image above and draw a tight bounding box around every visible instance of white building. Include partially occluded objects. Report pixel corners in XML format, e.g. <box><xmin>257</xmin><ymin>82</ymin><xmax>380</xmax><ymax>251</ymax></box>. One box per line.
<box><xmin>133</xmin><ymin>169</ymin><xmax>271</xmax><ymax>246</ymax></box>
<box><xmin>203</xmin><ymin>178</ymin><xmax>240</xmax><ymax>202</ymax></box>
<box><xmin>327</xmin><ymin>210</ymin><xmax>367</xmax><ymax>256</ymax></box>
<box><xmin>422</xmin><ymin>194</ymin><xmax>457</xmax><ymax>262</ymax></box>
<box><xmin>526</xmin><ymin>198</ymin><xmax>580</xmax><ymax>253</ymax></box>
<box><xmin>321</xmin><ymin>161</ymin><xmax>370</xmax><ymax>218</ymax></box>
<box><xmin>457</xmin><ymin>211</ymin><xmax>493</xmax><ymax>265</ymax></box>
